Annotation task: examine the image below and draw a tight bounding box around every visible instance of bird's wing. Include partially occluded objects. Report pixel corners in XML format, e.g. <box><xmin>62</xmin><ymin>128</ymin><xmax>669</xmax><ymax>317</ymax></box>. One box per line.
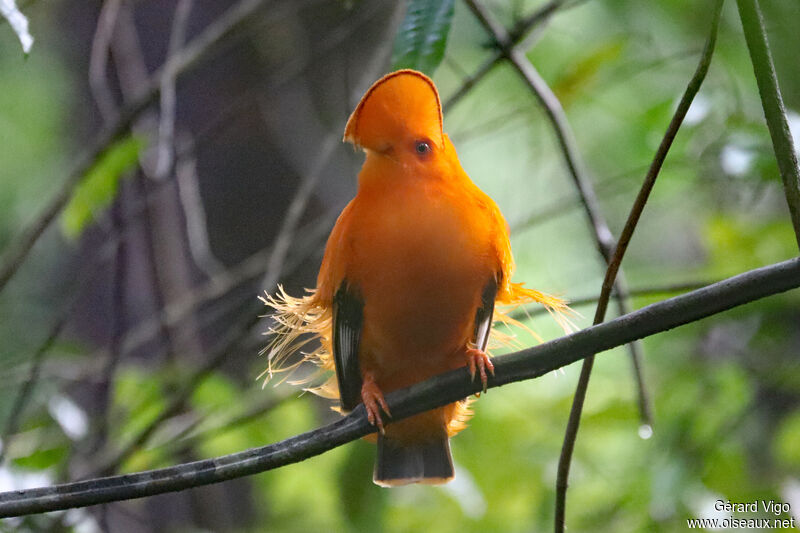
<box><xmin>332</xmin><ymin>280</ymin><xmax>364</xmax><ymax>411</ymax></box>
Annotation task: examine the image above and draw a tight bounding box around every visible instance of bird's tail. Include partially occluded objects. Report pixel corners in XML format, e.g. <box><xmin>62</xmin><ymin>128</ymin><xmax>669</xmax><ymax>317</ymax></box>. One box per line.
<box><xmin>373</xmin><ymin>433</ymin><xmax>454</xmax><ymax>486</ymax></box>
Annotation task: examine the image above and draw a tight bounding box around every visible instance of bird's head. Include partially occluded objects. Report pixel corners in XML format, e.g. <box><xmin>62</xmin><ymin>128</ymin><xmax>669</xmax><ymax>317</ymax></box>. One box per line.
<box><xmin>344</xmin><ymin>69</ymin><xmax>444</xmax><ymax>165</ymax></box>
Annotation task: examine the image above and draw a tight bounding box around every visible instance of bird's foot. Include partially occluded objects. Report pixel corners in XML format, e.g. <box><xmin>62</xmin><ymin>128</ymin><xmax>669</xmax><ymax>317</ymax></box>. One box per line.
<box><xmin>465</xmin><ymin>347</ymin><xmax>495</xmax><ymax>393</ymax></box>
<box><xmin>361</xmin><ymin>375</ymin><xmax>390</xmax><ymax>434</ymax></box>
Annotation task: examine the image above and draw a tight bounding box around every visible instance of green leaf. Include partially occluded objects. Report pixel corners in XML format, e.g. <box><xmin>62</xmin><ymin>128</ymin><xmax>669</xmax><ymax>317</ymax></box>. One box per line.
<box><xmin>61</xmin><ymin>135</ymin><xmax>144</xmax><ymax>239</ymax></box>
<box><xmin>13</xmin><ymin>445</ymin><xmax>67</xmax><ymax>470</ymax></box>
<box><xmin>391</xmin><ymin>0</ymin><xmax>455</xmax><ymax>76</ymax></box>
<box><xmin>1</xmin><ymin>0</ymin><xmax>34</xmax><ymax>55</ymax></box>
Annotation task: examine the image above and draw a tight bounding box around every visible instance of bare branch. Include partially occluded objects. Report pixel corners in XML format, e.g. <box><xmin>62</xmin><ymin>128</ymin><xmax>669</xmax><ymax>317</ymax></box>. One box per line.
<box><xmin>88</xmin><ymin>0</ymin><xmax>122</xmax><ymax>122</ymax></box>
<box><xmin>258</xmin><ymin>134</ymin><xmax>339</xmax><ymax>290</ymax></box>
<box><xmin>736</xmin><ymin>0</ymin><xmax>800</xmax><ymax>250</ymax></box>
<box><xmin>1</xmin><ymin>257</ymin><xmax>798</xmax><ymax>517</ymax></box>
<box><xmin>555</xmin><ymin>3</ymin><xmax>724</xmax><ymax>530</ymax></box>
<box><xmin>153</xmin><ymin>0</ymin><xmax>194</xmax><ymax>180</ymax></box>
<box><xmin>174</xmin><ymin>143</ymin><xmax>226</xmax><ymax>275</ymax></box>
<box><xmin>443</xmin><ymin>54</ymin><xmax>503</xmax><ymax>114</ymax></box>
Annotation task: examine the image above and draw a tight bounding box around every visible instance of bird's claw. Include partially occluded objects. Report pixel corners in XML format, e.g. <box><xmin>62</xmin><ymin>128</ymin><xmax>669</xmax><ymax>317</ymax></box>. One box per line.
<box><xmin>361</xmin><ymin>377</ymin><xmax>390</xmax><ymax>434</ymax></box>
<box><xmin>465</xmin><ymin>347</ymin><xmax>494</xmax><ymax>393</ymax></box>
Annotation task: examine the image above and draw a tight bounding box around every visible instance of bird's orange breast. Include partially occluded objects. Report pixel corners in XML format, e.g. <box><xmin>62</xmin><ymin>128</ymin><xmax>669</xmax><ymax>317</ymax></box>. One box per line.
<box><xmin>344</xmin><ymin>177</ymin><xmax>495</xmax><ymax>391</ymax></box>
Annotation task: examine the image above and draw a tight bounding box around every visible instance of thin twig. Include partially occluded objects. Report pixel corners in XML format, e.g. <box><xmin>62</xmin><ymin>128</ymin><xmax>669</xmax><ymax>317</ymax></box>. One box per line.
<box><xmin>261</xmin><ymin>136</ymin><xmax>338</xmax><ymax>290</ymax></box>
<box><xmin>462</xmin><ymin>0</ymin><xmax>651</xmax><ymax>425</ymax></box>
<box><xmin>133</xmin><ymin>169</ymin><xmax>177</xmax><ymax>361</ymax></box>
<box><xmin>153</xmin><ymin>0</ymin><xmax>194</xmax><ymax>180</ymax></box>
<box><xmin>0</xmin><ymin>0</ymin><xmax>322</xmax><ymax>295</ymax></box>
<box><xmin>88</xmin><ymin>0</ymin><xmax>122</xmax><ymax>122</ymax></box>
<box><xmin>554</xmin><ymin>3</ymin><xmax>723</xmax><ymax>530</ymax></box>
<box><xmin>735</xmin><ymin>0</ymin><xmax>800</xmax><ymax>250</ymax></box>
<box><xmin>443</xmin><ymin>54</ymin><xmax>504</xmax><ymax>113</ymax></box>
<box><xmin>174</xmin><ymin>142</ymin><xmax>226</xmax><ymax>275</ymax></box>
<box><xmin>1</xmin><ymin>257</ymin><xmax>798</xmax><ymax>517</ymax></box>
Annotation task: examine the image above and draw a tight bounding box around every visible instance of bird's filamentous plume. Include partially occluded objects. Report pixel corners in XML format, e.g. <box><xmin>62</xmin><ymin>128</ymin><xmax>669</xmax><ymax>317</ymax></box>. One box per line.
<box><xmin>258</xmin><ymin>287</ymin><xmax>337</xmax><ymax>398</ymax></box>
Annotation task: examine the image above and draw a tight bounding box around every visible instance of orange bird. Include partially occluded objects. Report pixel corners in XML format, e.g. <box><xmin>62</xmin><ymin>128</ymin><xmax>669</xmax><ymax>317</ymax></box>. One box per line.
<box><xmin>262</xmin><ymin>69</ymin><xmax>570</xmax><ymax>486</ymax></box>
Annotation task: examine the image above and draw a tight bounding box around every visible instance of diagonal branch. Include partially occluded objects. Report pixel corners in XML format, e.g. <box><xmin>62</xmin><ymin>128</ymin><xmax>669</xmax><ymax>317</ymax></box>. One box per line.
<box><xmin>1</xmin><ymin>257</ymin><xmax>798</xmax><ymax>517</ymax></box>
<box><xmin>735</xmin><ymin>0</ymin><xmax>800</xmax><ymax>250</ymax></box>
<box><xmin>87</xmin><ymin>0</ymin><xmax>122</xmax><ymax>122</ymax></box>
<box><xmin>153</xmin><ymin>0</ymin><xmax>194</xmax><ymax>180</ymax></box>
<box><xmin>554</xmin><ymin>2</ymin><xmax>724</xmax><ymax>529</ymax></box>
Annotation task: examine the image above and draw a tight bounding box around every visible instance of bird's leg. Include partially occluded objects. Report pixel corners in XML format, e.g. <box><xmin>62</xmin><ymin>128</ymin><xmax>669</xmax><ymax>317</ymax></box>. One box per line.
<box><xmin>361</xmin><ymin>372</ymin><xmax>390</xmax><ymax>434</ymax></box>
<box><xmin>465</xmin><ymin>347</ymin><xmax>495</xmax><ymax>393</ymax></box>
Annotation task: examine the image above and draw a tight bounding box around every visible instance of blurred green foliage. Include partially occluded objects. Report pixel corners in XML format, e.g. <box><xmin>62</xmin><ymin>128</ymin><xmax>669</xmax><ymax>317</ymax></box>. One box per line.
<box><xmin>1</xmin><ymin>1</ymin><xmax>799</xmax><ymax>532</ymax></box>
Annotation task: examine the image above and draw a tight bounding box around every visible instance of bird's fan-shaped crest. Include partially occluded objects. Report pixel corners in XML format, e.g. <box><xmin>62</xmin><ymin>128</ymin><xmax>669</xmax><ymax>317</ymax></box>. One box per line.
<box><xmin>343</xmin><ymin>69</ymin><xmax>444</xmax><ymax>152</ymax></box>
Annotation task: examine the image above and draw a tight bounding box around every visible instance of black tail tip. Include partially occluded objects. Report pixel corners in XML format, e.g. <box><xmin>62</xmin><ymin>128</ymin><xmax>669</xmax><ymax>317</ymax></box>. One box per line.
<box><xmin>373</xmin><ymin>434</ymin><xmax>454</xmax><ymax>487</ymax></box>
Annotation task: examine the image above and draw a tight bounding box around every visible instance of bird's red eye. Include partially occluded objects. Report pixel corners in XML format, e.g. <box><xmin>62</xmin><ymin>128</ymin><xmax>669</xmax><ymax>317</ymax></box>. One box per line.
<box><xmin>414</xmin><ymin>141</ymin><xmax>431</xmax><ymax>156</ymax></box>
